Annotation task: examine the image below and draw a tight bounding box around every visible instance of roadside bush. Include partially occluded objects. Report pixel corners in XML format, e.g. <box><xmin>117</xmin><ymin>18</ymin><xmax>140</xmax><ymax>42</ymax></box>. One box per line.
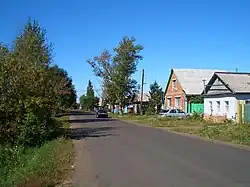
<box><xmin>17</xmin><ymin>113</ymin><xmax>61</xmax><ymax>147</ymax></box>
<box><xmin>199</xmin><ymin>123</ymin><xmax>250</xmax><ymax>145</ymax></box>
<box><xmin>189</xmin><ymin>112</ymin><xmax>203</xmax><ymax>121</ymax></box>
<box><xmin>0</xmin><ymin>19</ymin><xmax>76</xmax><ymax>147</ymax></box>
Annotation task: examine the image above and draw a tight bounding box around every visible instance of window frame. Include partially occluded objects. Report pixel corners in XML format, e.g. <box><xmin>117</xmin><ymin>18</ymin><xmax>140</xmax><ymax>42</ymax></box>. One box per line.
<box><xmin>175</xmin><ymin>96</ymin><xmax>181</xmax><ymax>108</ymax></box>
<box><xmin>167</xmin><ymin>98</ymin><xmax>172</xmax><ymax>108</ymax></box>
<box><xmin>225</xmin><ymin>101</ymin><xmax>229</xmax><ymax>112</ymax></box>
<box><xmin>209</xmin><ymin>101</ymin><xmax>213</xmax><ymax>114</ymax></box>
<box><xmin>216</xmin><ymin>101</ymin><xmax>220</xmax><ymax>113</ymax></box>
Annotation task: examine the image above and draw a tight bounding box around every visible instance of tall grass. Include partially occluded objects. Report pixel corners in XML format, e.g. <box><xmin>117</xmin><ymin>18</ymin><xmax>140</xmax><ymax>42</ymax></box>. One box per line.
<box><xmin>0</xmin><ymin>116</ymin><xmax>73</xmax><ymax>187</ymax></box>
<box><xmin>200</xmin><ymin>123</ymin><xmax>250</xmax><ymax>145</ymax></box>
<box><xmin>0</xmin><ymin>138</ymin><xmax>73</xmax><ymax>187</ymax></box>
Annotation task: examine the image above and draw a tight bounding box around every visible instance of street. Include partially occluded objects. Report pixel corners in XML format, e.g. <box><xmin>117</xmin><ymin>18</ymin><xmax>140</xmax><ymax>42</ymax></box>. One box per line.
<box><xmin>70</xmin><ymin>112</ymin><xmax>250</xmax><ymax>187</ymax></box>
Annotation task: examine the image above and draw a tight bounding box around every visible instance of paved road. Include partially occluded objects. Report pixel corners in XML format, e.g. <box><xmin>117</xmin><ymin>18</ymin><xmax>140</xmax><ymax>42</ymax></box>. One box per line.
<box><xmin>70</xmin><ymin>113</ymin><xmax>250</xmax><ymax>187</ymax></box>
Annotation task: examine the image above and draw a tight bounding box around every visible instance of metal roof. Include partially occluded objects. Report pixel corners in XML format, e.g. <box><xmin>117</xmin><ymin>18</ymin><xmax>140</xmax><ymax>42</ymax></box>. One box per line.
<box><xmin>215</xmin><ymin>72</ymin><xmax>250</xmax><ymax>93</ymax></box>
<box><xmin>173</xmin><ymin>69</ymin><xmax>225</xmax><ymax>95</ymax></box>
<box><xmin>133</xmin><ymin>93</ymin><xmax>150</xmax><ymax>102</ymax></box>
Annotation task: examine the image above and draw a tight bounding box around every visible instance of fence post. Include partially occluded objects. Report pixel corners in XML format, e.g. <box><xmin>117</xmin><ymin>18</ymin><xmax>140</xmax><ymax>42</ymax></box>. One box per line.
<box><xmin>237</xmin><ymin>100</ymin><xmax>241</xmax><ymax>123</ymax></box>
<box><xmin>242</xmin><ymin>100</ymin><xmax>245</xmax><ymax>123</ymax></box>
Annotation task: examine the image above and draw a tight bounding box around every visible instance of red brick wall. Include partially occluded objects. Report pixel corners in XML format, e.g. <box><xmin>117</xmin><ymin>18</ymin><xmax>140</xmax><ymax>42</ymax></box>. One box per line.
<box><xmin>165</xmin><ymin>72</ymin><xmax>185</xmax><ymax>111</ymax></box>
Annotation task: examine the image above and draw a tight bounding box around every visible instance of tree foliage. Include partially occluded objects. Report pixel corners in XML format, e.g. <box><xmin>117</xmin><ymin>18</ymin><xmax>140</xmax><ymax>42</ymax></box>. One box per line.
<box><xmin>87</xmin><ymin>37</ymin><xmax>143</xmax><ymax>111</ymax></box>
<box><xmin>188</xmin><ymin>95</ymin><xmax>204</xmax><ymax>103</ymax></box>
<box><xmin>147</xmin><ymin>81</ymin><xmax>163</xmax><ymax>114</ymax></box>
<box><xmin>80</xmin><ymin>80</ymin><xmax>99</xmax><ymax>111</ymax></box>
<box><xmin>0</xmin><ymin>19</ymin><xmax>76</xmax><ymax>146</ymax></box>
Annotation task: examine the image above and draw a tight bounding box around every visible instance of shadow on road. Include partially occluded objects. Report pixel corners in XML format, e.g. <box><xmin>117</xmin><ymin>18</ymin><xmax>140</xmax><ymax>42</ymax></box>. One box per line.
<box><xmin>68</xmin><ymin>126</ymin><xmax>117</xmax><ymax>140</ymax></box>
<box><xmin>69</xmin><ymin>118</ymin><xmax>115</xmax><ymax>124</ymax></box>
<box><xmin>56</xmin><ymin>110</ymin><xmax>95</xmax><ymax>117</ymax></box>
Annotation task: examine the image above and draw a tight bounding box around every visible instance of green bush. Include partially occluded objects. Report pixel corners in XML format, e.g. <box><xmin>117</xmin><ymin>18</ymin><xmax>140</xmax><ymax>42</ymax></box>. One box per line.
<box><xmin>17</xmin><ymin>112</ymin><xmax>61</xmax><ymax>146</ymax></box>
<box><xmin>200</xmin><ymin>123</ymin><xmax>250</xmax><ymax>145</ymax></box>
<box><xmin>189</xmin><ymin>112</ymin><xmax>203</xmax><ymax>121</ymax></box>
<box><xmin>0</xmin><ymin>19</ymin><xmax>76</xmax><ymax>146</ymax></box>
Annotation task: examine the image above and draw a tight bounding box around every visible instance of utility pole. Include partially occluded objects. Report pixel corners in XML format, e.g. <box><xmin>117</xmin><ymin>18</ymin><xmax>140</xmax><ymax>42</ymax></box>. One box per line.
<box><xmin>140</xmin><ymin>69</ymin><xmax>144</xmax><ymax>115</ymax></box>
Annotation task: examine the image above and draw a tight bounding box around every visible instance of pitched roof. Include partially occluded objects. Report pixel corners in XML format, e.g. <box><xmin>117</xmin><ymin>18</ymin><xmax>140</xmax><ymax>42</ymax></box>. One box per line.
<box><xmin>133</xmin><ymin>93</ymin><xmax>150</xmax><ymax>102</ymax></box>
<box><xmin>171</xmin><ymin>69</ymin><xmax>225</xmax><ymax>95</ymax></box>
<box><xmin>212</xmin><ymin>72</ymin><xmax>250</xmax><ymax>93</ymax></box>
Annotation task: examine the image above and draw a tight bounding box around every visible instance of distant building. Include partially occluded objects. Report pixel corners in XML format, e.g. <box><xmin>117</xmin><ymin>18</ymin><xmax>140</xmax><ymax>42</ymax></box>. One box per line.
<box><xmin>132</xmin><ymin>93</ymin><xmax>150</xmax><ymax>114</ymax></box>
<box><xmin>164</xmin><ymin>69</ymin><xmax>225</xmax><ymax>113</ymax></box>
<box><xmin>203</xmin><ymin>72</ymin><xmax>250</xmax><ymax>122</ymax></box>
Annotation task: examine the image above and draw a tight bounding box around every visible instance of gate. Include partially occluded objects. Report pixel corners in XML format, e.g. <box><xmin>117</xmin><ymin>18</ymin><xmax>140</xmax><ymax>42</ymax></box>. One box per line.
<box><xmin>187</xmin><ymin>103</ymin><xmax>204</xmax><ymax>113</ymax></box>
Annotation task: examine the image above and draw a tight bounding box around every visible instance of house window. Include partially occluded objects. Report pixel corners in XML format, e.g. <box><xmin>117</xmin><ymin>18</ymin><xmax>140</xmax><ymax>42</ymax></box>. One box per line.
<box><xmin>172</xmin><ymin>79</ymin><xmax>177</xmax><ymax>90</ymax></box>
<box><xmin>225</xmin><ymin>101</ymin><xmax>229</xmax><ymax>112</ymax></box>
<box><xmin>209</xmin><ymin>101</ymin><xmax>213</xmax><ymax>114</ymax></box>
<box><xmin>167</xmin><ymin>98</ymin><xmax>172</xmax><ymax>108</ymax></box>
<box><xmin>217</xmin><ymin>101</ymin><xmax>220</xmax><ymax>113</ymax></box>
<box><xmin>175</xmin><ymin>97</ymin><xmax>181</xmax><ymax>108</ymax></box>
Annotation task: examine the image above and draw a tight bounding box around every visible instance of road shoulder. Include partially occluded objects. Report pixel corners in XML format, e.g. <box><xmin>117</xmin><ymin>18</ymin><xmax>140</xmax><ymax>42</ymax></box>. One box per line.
<box><xmin>118</xmin><ymin>118</ymin><xmax>250</xmax><ymax>152</ymax></box>
<box><xmin>70</xmin><ymin>115</ymin><xmax>99</xmax><ymax>187</ymax></box>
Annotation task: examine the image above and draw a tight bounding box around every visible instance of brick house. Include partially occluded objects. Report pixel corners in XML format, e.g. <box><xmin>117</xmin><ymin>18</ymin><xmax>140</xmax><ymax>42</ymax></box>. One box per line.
<box><xmin>164</xmin><ymin>69</ymin><xmax>224</xmax><ymax>112</ymax></box>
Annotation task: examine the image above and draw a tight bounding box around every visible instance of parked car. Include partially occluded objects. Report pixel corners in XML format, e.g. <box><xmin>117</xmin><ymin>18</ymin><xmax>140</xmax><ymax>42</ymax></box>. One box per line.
<box><xmin>159</xmin><ymin>109</ymin><xmax>190</xmax><ymax>118</ymax></box>
<box><xmin>159</xmin><ymin>109</ymin><xmax>169</xmax><ymax>115</ymax></box>
<box><xmin>96</xmin><ymin>109</ymin><xmax>108</xmax><ymax>118</ymax></box>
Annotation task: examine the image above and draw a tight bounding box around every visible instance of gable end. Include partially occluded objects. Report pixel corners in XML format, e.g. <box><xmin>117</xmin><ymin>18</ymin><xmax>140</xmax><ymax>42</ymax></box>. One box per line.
<box><xmin>204</xmin><ymin>73</ymin><xmax>234</xmax><ymax>95</ymax></box>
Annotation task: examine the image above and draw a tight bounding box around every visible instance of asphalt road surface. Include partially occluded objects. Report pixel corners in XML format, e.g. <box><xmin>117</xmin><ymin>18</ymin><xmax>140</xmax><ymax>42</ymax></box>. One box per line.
<box><xmin>70</xmin><ymin>112</ymin><xmax>250</xmax><ymax>187</ymax></box>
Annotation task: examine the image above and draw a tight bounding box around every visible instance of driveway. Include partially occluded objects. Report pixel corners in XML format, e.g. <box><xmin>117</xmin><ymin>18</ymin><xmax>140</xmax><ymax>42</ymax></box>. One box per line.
<box><xmin>69</xmin><ymin>112</ymin><xmax>250</xmax><ymax>187</ymax></box>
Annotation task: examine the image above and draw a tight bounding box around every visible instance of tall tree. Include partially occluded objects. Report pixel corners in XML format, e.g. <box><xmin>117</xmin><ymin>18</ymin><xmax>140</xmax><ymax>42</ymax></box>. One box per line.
<box><xmin>0</xmin><ymin>19</ymin><xmax>77</xmax><ymax>146</ymax></box>
<box><xmin>80</xmin><ymin>80</ymin><xmax>99</xmax><ymax>111</ymax></box>
<box><xmin>148</xmin><ymin>81</ymin><xmax>163</xmax><ymax>114</ymax></box>
<box><xmin>86</xmin><ymin>80</ymin><xmax>95</xmax><ymax>98</ymax></box>
<box><xmin>48</xmin><ymin>65</ymin><xmax>77</xmax><ymax>109</ymax></box>
<box><xmin>87</xmin><ymin>36</ymin><xmax>143</xmax><ymax>112</ymax></box>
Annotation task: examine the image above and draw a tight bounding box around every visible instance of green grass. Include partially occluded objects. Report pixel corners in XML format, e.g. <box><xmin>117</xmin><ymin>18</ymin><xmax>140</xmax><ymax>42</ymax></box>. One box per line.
<box><xmin>113</xmin><ymin>114</ymin><xmax>250</xmax><ymax>146</ymax></box>
<box><xmin>56</xmin><ymin>115</ymin><xmax>70</xmax><ymax>128</ymax></box>
<box><xmin>199</xmin><ymin>123</ymin><xmax>250</xmax><ymax>145</ymax></box>
<box><xmin>0</xmin><ymin>116</ymin><xmax>74</xmax><ymax>187</ymax></box>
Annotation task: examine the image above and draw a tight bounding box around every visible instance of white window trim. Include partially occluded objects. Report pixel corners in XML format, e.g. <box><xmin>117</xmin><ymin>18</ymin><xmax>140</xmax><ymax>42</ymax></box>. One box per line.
<box><xmin>175</xmin><ymin>96</ymin><xmax>181</xmax><ymax>108</ymax></box>
<box><xmin>209</xmin><ymin>101</ymin><xmax>213</xmax><ymax>115</ymax></box>
<box><xmin>225</xmin><ymin>101</ymin><xmax>229</xmax><ymax>112</ymax></box>
<box><xmin>216</xmin><ymin>101</ymin><xmax>220</xmax><ymax>113</ymax></box>
<box><xmin>167</xmin><ymin>98</ymin><xmax>172</xmax><ymax>107</ymax></box>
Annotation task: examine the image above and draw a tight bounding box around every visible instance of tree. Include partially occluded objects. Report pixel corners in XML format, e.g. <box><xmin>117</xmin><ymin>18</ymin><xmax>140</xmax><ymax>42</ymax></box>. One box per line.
<box><xmin>87</xmin><ymin>36</ymin><xmax>143</xmax><ymax>113</ymax></box>
<box><xmin>0</xmin><ymin>19</ymin><xmax>77</xmax><ymax>146</ymax></box>
<box><xmin>148</xmin><ymin>81</ymin><xmax>163</xmax><ymax>114</ymax></box>
<box><xmin>80</xmin><ymin>80</ymin><xmax>99</xmax><ymax>111</ymax></box>
<box><xmin>48</xmin><ymin>65</ymin><xmax>77</xmax><ymax>109</ymax></box>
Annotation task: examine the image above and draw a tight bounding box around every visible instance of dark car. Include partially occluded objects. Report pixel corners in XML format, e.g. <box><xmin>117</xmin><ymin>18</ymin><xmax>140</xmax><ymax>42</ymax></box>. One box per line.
<box><xmin>96</xmin><ymin>109</ymin><xmax>108</xmax><ymax>118</ymax></box>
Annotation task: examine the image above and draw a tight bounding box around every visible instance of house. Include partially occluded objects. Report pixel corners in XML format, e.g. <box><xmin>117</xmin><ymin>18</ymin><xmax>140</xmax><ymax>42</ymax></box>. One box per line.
<box><xmin>203</xmin><ymin>72</ymin><xmax>250</xmax><ymax>121</ymax></box>
<box><xmin>127</xmin><ymin>93</ymin><xmax>150</xmax><ymax>114</ymax></box>
<box><xmin>165</xmin><ymin>69</ymin><xmax>225</xmax><ymax>113</ymax></box>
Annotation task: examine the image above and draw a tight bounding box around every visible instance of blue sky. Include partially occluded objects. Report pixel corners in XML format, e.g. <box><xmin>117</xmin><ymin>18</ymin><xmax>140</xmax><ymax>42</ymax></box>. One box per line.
<box><xmin>1</xmin><ymin>0</ymin><xmax>250</xmax><ymax>99</ymax></box>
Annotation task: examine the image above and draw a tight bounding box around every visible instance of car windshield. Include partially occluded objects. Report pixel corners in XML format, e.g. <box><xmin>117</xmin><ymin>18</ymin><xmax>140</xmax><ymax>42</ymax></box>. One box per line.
<box><xmin>176</xmin><ymin>109</ymin><xmax>185</xmax><ymax>113</ymax></box>
<box><xmin>99</xmin><ymin>110</ymin><xmax>106</xmax><ymax>113</ymax></box>
<box><xmin>161</xmin><ymin>109</ymin><xmax>169</xmax><ymax>113</ymax></box>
